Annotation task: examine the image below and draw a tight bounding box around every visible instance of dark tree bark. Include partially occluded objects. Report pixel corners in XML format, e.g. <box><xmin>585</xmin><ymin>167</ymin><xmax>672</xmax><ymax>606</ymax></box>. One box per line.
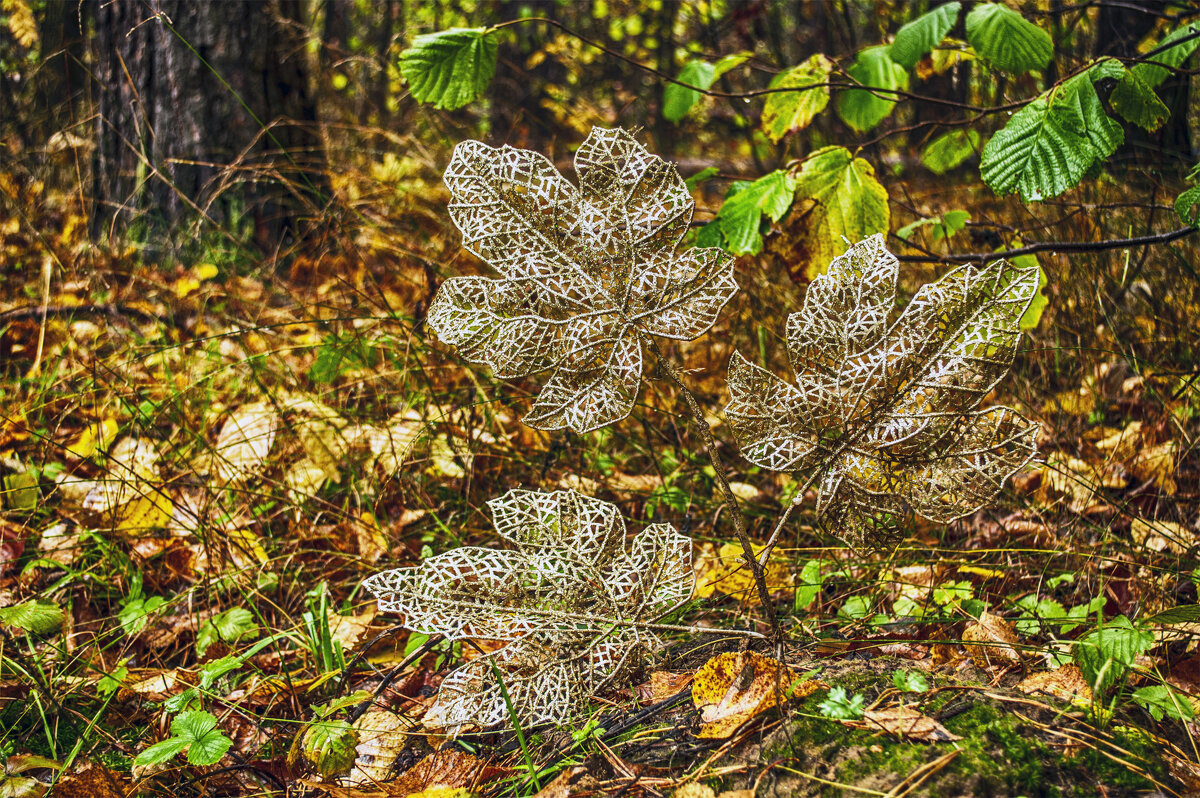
<box><xmin>91</xmin><ymin>0</ymin><xmax>327</xmax><ymax>251</ymax></box>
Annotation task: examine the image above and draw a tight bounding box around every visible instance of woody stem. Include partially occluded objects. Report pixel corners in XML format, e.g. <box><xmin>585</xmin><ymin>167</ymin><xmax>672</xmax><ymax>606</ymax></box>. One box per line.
<box><xmin>644</xmin><ymin>336</ymin><xmax>782</xmax><ymax>641</ymax></box>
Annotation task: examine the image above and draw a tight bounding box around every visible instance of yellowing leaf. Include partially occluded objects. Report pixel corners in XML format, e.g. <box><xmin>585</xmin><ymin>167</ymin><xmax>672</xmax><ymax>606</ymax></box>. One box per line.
<box><xmin>761</xmin><ymin>54</ymin><xmax>832</xmax><ymax>142</ymax></box>
<box><xmin>426</xmin><ymin>435</ymin><xmax>467</xmax><ymax>479</ymax></box>
<box><xmin>227</xmin><ymin>528</ymin><xmax>269</xmax><ymax>568</ymax></box>
<box><xmin>284</xmin><ymin>459</ymin><xmax>327</xmax><ymax>503</ymax></box>
<box><xmin>213</xmin><ymin>403</ymin><xmax>278</xmax><ymax>485</ymax></box>
<box><xmin>67</xmin><ymin>419</ymin><xmax>119</xmax><ymax>459</ymax></box>
<box><xmin>297</xmin><ymin>416</ymin><xmax>350</xmax><ymax>484</ymax></box>
<box><xmin>195</xmin><ymin>263</ymin><xmax>219</xmax><ymax>281</ymax></box>
<box><xmin>693</xmin><ymin>541</ymin><xmax>791</xmax><ymax>602</ymax></box>
<box><xmin>115</xmin><ymin>491</ymin><xmax>174</xmax><ymax>534</ymax></box>
<box><xmin>172</xmin><ymin>276</ymin><xmax>200</xmax><ymax>298</ymax></box>
<box><xmin>1131</xmin><ymin>441</ymin><xmax>1177</xmax><ymax>495</ymax></box>
<box><xmin>691</xmin><ymin>651</ymin><xmax>816</xmax><ymax>739</ymax></box>
<box><xmin>789</xmin><ymin>149</ymin><xmax>890</xmax><ymax>279</ymax></box>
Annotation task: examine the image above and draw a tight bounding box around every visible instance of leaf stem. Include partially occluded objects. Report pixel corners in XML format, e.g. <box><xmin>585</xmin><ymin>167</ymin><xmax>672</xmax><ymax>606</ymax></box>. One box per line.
<box><xmin>643</xmin><ymin>336</ymin><xmax>781</xmax><ymax>641</ymax></box>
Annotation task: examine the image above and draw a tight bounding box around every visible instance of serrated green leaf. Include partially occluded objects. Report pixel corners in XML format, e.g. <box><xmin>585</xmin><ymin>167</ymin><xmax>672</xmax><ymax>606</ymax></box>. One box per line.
<box><xmin>921</xmin><ymin>129</ymin><xmax>981</xmax><ymax>175</ymax></box>
<box><xmin>1133</xmin><ymin>22</ymin><xmax>1200</xmax><ymax>90</ymax></box>
<box><xmin>133</xmin><ymin>737</ymin><xmax>190</xmax><ymax>767</ymax></box>
<box><xmin>1074</xmin><ymin>615</ymin><xmax>1154</xmax><ymax>695</ymax></box>
<box><xmin>761</xmin><ymin>54</ymin><xmax>832</xmax><ymax>142</ymax></box>
<box><xmin>836</xmin><ymin>46</ymin><xmax>909</xmax><ymax>133</ymax></box>
<box><xmin>713</xmin><ymin>51</ymin><xmax>751</xmax><ymax>78</ymax></box>
<box><xmin>712</xmin><ymin>170</ymin><xmax>798</xmax><ymax>255</ymax></box>
<box><xmin>118</xmin><ymin>595</ymin><xmax>165</xmax><ymax>636</ymax></box>
<box><xmin>790</xmin><ymin>146</ymin><xmax>890</xmax><ymax>277</ymax></box>
<box><xmin>1176</xmin><ymin>182</ymin><xmax>1200</xmax><ymax>228</ymax></box>
<box><xmin>663</xmin><ymin>59</ymin><xmax>716</xmax><ymax>123</ymax></box>
<box><xmin>400</xmin><ymin>28</ymin><xmax>498</xmax><ymax>111</ymax></box>
<box><xmin>684</xmin><ymin>166</ymin><xmax>719</xmax><ymax>191</ymax></box>
<box><xmin>0</xmin><ymin>600</ymin><xmax>63</xmax><ymax>635</ymax></box>
<box><xmin>966</xmin><ymin>3</ymin><xmax>1053</xmax><ymax>74</ymax></box>
<box><xmin>1145</xmin><ymin>603</ymin><xmax>1200</xmax><ymax>626</ymax></box>
<box><xmin>890</xmin><ymin>2</ymin><xmax>961</xmax><ymax>69</ymax></box>
<box><xmin>172</xmin><ymin>710</ymin><xmax>233</xmax><ymax>766</ymax></box>
<box><xmin>1015</xmin><ymin>254</ymin><xmax>1048</xmax><ymax>331</ymax></box>
<box><xmin>196</xmin><ymin>607</ymin><xmax>258</xmax><ymax>657</ymax></box>
<box><xmin>1110</xmin><ymin>69</ymin><xmax>1170</xmax><ymax>132</ymax></box>
<box><xmin>1132</xmin><ymin>685</ymin><xmax>1195</xmax><ymax>721</ymax></box>
<box><xmin>981</xmin><ymin>64</ymin><xmax>1124</xmax><ymax>202</ymax></box>
<box><xmin>303</xmin><ymin>719</ymin><xmax>358</xmax><ymax>778</ymax></box>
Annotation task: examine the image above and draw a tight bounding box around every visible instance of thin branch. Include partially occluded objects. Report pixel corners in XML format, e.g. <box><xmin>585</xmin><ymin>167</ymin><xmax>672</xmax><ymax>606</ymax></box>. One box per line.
<box><xmin>895</xmin><ymin>226</ymin><xmax>1197</xmax><ymax>264</ymax></box>
<box><xmin>643</xmin><ymin>335</ymin><xmax>781</xmax><ymax>640</ymax></box>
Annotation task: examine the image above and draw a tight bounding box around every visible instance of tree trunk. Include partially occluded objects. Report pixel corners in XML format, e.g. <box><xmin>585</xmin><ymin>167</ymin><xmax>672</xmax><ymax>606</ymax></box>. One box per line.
<box><xmin>91</xmin><ymin>0</ymin><xmax>327</xmax><ymax>253</ymax></box>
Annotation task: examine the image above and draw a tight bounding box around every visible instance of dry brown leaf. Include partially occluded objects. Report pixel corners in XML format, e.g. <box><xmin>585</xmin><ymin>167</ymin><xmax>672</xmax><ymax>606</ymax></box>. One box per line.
<box><xmin>37</xmin><ymin>522</ymin><xmax>83</xmax><ymax>567</ymax></box>
<box><xmin>384</xmin><ymin>749</ymin><xmax>509</xmax><ymax>796</ymax></box>
<box><xmin>693</xmin><ymin>541</ymin><xmax>791</xmax><ymax>603</ymax></box>
<box><xmin>1016</xmin><ymin>664</ymin><xmax>1092</xmax><ymax>703</ymax></box>
<box><xmin>672</xmin><ymin>786</ymin><xmax>716</xmax><ymax>798</ymax></box>
<box><xmin>329</xmin><ymin>606</ymin><xmax>377</xmax><ymax>653</ymax></box>
<box><xmin>962</xmin><ymin>611</ymin><xmax>1022</xmax><ymax>668</ymax></box>
<box><xmin>1093</xmin><ymin>421</ymin><xmax>1143</xmax><ymax>463</ymax></box>
<box><xmin>118</xmin><ymin>669</ymin><xmax>177</xmax><ymax>701</ymax></box>
<box><xmin>1131</xmin><ymin>517</ymin><xmax>1196</xmax><ymax>554</ymax></box>
<box><xmin>691</xmin><ymin>651</ymin><xmax>817</xmax><ymax>739</ymax></box>
<box><xmin>636</xmin><ymin>670</ymin><xmax>694</xmax><ymax>703</ymax></box>
<box><xmin>50</xmin><ymin>758</ymin><xmax>126</xmax><ymax>798</ymax></box>
<box><xmin>530</xmin><ymin>766</ymin><xmax>598</xmax><ymax>798</ymax></box>
<box><xmin>857</xmin><ymin>706</ymin><xmax>961</xmax><ymax>741</ymax></box>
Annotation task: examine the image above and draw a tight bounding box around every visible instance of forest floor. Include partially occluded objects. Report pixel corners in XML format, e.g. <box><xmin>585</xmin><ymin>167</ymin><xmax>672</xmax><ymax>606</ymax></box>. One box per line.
<box><xmin>2</xmin><ymin>165</ymin><xmax>1200</xmax><ymax>798</ymax></box>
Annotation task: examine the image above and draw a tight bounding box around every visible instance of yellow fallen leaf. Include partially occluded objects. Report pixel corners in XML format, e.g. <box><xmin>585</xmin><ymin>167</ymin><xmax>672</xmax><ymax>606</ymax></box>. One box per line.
<box><xmin>195</xmin><ymin>263</ymin><xmax>219</xmax><ymax>281</ymax></box>
<box><xmin>227</xmin><ymin>528</ymin><xmax>269</xmax><ymax>568</ymax></box>
<box><xmin>691</xmin><ymin>651</ymin><xmax>817</xmax><ymax>739</ymax></box>
<box><xmin>172</xmin><ymin>276</ymin><xmax>200</xmax><ymax>298</ymax></box>
<box><xmin>328</xmin><ymin>606</ymin><xmax>377</xmax><ymax>653</ymax></box>
<box><xmin>693</xmin><ymin>542</ymin><xmax>791</xmax><ymax>603</ymax></box>
<box><xmin>1130</xmin><ymin>441</ymin><xmax>1177</xmax><ymax>495</ymax></box>
<box><xmin>1131</xmin><ymin>517</ymin><xmax>1196</xmax><ymax>554</ymax></box>
<box><xmin>1093</xmin><ymin>421</ymin><xmax>1143</xmax><ymax>463</ymax></box>
<box><xmin>284</xmin><ymin>458</ymin><xmax>327</xmax><ymax>503</ymax></box>
<box><xmin>297</xmin><ymin>416</ymin><xmax>350</xmax><ymax>484</ymax></box>
<box><xmin>962</xmin><ymin>611</ymin><xmax>1022</xmax><ymax>668</ymax></box>
<box><xmin>67</xmin><ymin>419</ymin><xmax>119</xmax><ymax>459</ymax></box>
<box><xmin>115</xmin><ymin>491</ymin><xmax>174</xmax><ymax>534</ymax></box>
<box><xmin>427</xmin><ymin>435</ymin><xmax>467</xmax><ymax>479</ymax></box>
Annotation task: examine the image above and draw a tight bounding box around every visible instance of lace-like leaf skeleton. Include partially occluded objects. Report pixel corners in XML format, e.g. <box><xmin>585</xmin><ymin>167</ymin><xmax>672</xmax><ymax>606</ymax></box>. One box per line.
<box><xmin>428</xmin><ymin>127</ymin><xmax>738</xmax><ymax>433</ymax></box>
<box><xmin>362</xmin><ymin>488</ymin><xmax>693</xmax><ymax>732</ymax></box>
<box><xmin>726</xmin><ymin>235</ymin><xmax>1040</xmax><ymax>547</ymax></box>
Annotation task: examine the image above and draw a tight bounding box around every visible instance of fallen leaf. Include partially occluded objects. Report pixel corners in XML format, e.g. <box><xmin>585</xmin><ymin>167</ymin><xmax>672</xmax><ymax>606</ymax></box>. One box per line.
<box><xmin>1130</xmin><ymin>441</ymin><xmax>1177</xmax><ymax>494</ymax></box>
<box><xmin>1131</xmin><ymin>517</ymin><xmax>1196</xmax><ymax>554</ymax></box>
<box><xmin>636</xmin><ymin>670</ymin><xmax>694</xmax><ymax>703</ymax></box>
<box><xmin>1016</xmin><ymin>664</ymin><xmax>1093</xmax><ymax>703</ymax></box>
<box><xmin>530</xmin><ymin>766</ymin><xmax>597</xmax><ymax>798</ymax></box>
<box><xmin>66</xmin><ymin>419</ymin><xmax>119</xmax><ymax>459</ymax></box>
<box><xmin>341</xmin><ymin>710</ymin><xmax>409</xmax><ymax>786</ymax></box>
<box><xmin>691</xmin><ymin>651</ymin><xmax>816</xmax><ymax>739</ymax></box>
<box><xmin>1093</xmin><ymin>421</ymin><xmax>1143</xmax><ymax>463</ymax></box>
<box><xmin>37</xmin><ymin>522</ymin><xmax>83</xmax><ymax>567</ymax></box>
<box><xmin>962</xmin><ymin>611</ymin><xmax>1022</xmax><ymax>668</ymax></box>
<box><xmin>693</xmin><ymin>542</ymin><xmax>791</xmax><ymax>603</ymax></box>
<box><xmin>51</xmin><ymin>758</ymin><xmax>126</xmax><ymax>798</ymax></box>
<box><xmin>858</xmin><ymin>706</ymin><xmax>961</xmax><ymax>741</ymax></box>
<box><xmin>213</xmin><ymin>402</ymin><xmax>278</xmax><ymax>485</ymax></box>
<box><xmin>384</xmin><ymin>749</ymin><xmax>508</xmax><ymax>796</ymax></box>
<box><xmin>329</xmin><ymin>606</ymin><xmax>377</xmax><ymax>653</ymax></box>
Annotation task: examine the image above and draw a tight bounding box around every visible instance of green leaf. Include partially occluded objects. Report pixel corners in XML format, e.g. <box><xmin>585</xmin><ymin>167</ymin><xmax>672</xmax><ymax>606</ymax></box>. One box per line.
<box><xmin>1176</xmin><ymin>183</ymin><xmax>1200</xmax><ymax>228</ymax></box>
<box><xmin>1132</xmin><ymin>22</ymin><xmax>1200</xmax><ymax>90</ymax></box>
<box><xmin>118</xmin><ymin>595</ymin><xmax>165</xmax><ymax>636</ymax></box>
<box><xmin>761</xmin><ymin>54</ymin><xmax>833</xmax><ymax>142</ymax></box>
<box><xmin>713</xmin><ymin>170</ymin><xmax>798</xmax><ymax>255</ymax></box>
<box><xmin>838</xmin><ymin>595</ymin><xmax>873</xmax><ymax>620</ymax></box>
<box><xmin>663</xmin><ymin>59</ymin><xmax>716</xmax><ymax>123</ymax></box>
<box><xmin>836</xmin><ymin>46</ymin><xmax>909</xmax><ymax>133</ymax></box>
<box><xmin>303</xmin><ymin>719</ymin><xmax>359</xmax><ymax>778</ymax></box>
<box><xmin>1145</xmin><ymin>603</ymin><xmax>1200</xmax><ymax>626</ymax></box>
<box><xmin>1016</xmin><ymin>254</ymin><xmax>1049</xmax><ymax>331</ymax></box>
<box><xmin>794</xmin><ymin>559</ymin><xmax>825</xmax><ymax>610</ymax></box>
<box><xmin>713</xmin><ymin>51</ymin><xmax>752</xmax><ymax>78</ymax></box>
<box><xmin>684</xmin><ymin>166</ymin><xmax>719</xmax><ymax>191</ymax></box>
<box><xmin>1132</xmin><ymin>685</ymin><xmax>1195</xmax><ymax>721</ymax></box>
<box><xmin>97</xmin><ymin>663</ymin><xmax>129</xmax><ymax>697</ymax></box>
<box><xmin>818</xmin><ymin>686</ymin><xmax>866</xmax><ymax>719</ymax></box>
<box><xmin>1074</xmin><ymin>615</ymin><xmax>1154</xmax><ymax>695</ymax></box>
<box><xmin>198</xmin><ymin>655</ymin><xmax>244</xmax><ymax>690</ymax></box>
<box><xmin>791</xmin><ymin>146</ymin><xmax>890</xmax><ymax>277</ymax></box>
<box><xmin>0</xmin><ymin>600</ymin><xmax>63</xmax><ymax>635</ymax></box>
<box><xmin>890</xmin><ymin>2</ymin><xmax>961</xmax><ymax>69</ymax></box>
<box><xmin>196</xmin><ymin>607</ymin><xmax>258</xmax><ymax>657</ymax></box>
<box><xmin>965</xmin><ymin>3</ymin><xmax>1053</xmax><ymax>74</ymax></box>
<box><xmin>400</xmin><ymin>28</ymin><xmax>498</xmax><ymax>111</ymax></box>
<box><xmin>173</xmin><ymin>710</ymin><xmax>233</xmax><ymax>766</ymax></box>
<box><xmin>1110</xmin><ymin>69</ymin><xmax>1170</xmax><ymax>132</ymax></box>
<box><xmin>932</xmin><ymin>209</ymin><xmax>970</xmax><ymax>241</ymax></box>
<box><xmin>980</xmin><ymin>63</ymin><xmax>1124</xmax><ymax>202</ymax></box>
<box><xmin>921</xmin><ymin>129</ymin><xmax>981</xmax><ymax>175</ymax></box>
<box><xmin>892</xmin><ymin>670</ymin><xmax>930</xmax><ymax>693</ymax></box>
<box><xmin>133</xmin><ymin>737</ymin><xmax>190</xmax><ymax>767</ymax></box>
<box><xmin>1</xmin><ymin>470</ymin><xmax>39</xmax><ymax>510</ymax></box>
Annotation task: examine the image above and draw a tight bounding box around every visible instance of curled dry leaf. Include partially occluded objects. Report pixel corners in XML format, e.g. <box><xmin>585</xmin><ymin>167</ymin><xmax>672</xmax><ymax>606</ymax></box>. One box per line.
<box><xmin>726</xmin><ymin>235</ymin><xmax>1039</xmax><ymax>548</ymax></box>
<box><xmin>1131</xmin><ymin>517</ymin><xmax>1196</xmax><ymax>555</ymax></box>
<box><xmin>636</xmin><ymin>670</ymin><xmax>694</xmax><ymax>703</ymax></box>
<box><xmin>362</xmin><ymin>489</ymin><xmax>693</xmax><ymax>732</ymax></box>
<box><xmin>1016</xmin><ymin>664</ymin><xmax>1093</xmax><ymax>703</ymax></box>
<box><xmin>857</xmin><ymin>706</ymin><xmax>961</xmax><ymax>742</ymax></box>
<box><xmin>340</xmin><ymin>710</ymin><xmax>409</xmax><ymax>786</ymax></box>
<box><xmin>691</xmin><ymin>650</ymin><xmax>819</xmax><ymax>739</ymax></box>
<box><xmin>385</xmin><ymin>749</ymin><xmax>510</xmax><ymax>796</ymax></box>
<box><xmin>962</xmin><ymin>611</ymin><xmax>1022</xmax><ymax>668</ymax></box>
<box><xmin>429</xmin><ymin>126</ymin><xmax>738</xmax><ymax>433</ymax></box>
